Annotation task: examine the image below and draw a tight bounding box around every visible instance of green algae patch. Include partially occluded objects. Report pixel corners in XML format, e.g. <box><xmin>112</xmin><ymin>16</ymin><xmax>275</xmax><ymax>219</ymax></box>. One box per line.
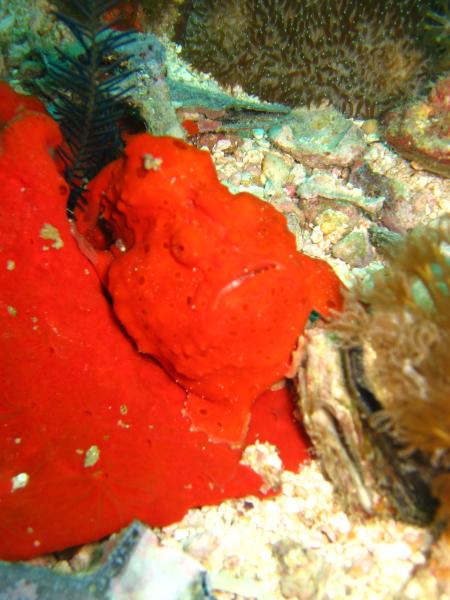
<box><xmin>39</xmin><ymin>223</ymin><xmax>64</xmax><ymax>250</ymax></box>
<box><xmin>84</xmin><ymin>445</ymin><xmax>100</xmax><ymax>468</ymax></box>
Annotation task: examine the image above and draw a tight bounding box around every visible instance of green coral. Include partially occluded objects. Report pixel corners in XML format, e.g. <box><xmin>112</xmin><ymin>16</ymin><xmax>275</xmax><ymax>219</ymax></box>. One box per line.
<box><xmin>178</xmin><ymin>0</ymin><xmax>433</xmax><ymax>118</ymax></box>
<box><xmin>424</xmin><ymin>0</ymin><xmax>450</xmax><ymax>70</ymax></box>
<box><xmin>425</xmin><ymin>0</ymin><xmax>450</xmax><ymax>49</ymax></box>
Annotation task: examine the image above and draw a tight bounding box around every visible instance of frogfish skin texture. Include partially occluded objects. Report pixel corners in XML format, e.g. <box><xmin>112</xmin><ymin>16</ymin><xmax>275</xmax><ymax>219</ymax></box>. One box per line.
<box><xmin>77</xmin><ymin>134</ymin><xmax>342</xmax><ymax>445</ymax></box>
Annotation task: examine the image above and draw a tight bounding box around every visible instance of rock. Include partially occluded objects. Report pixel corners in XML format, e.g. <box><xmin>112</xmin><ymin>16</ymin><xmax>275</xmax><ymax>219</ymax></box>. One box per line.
<box><xmin>274</xmin><ymin>540</ymin><xmax>323</xmax><ymax>600</ymax></box>
<box><xmin>381</xmin><ymin>187</ymin><xmax>443</xmax><ymax>233</ymax></box>
<box><xmin>348</xmin><ymin>163</ymin><xmax>394</xmax><ymax>203</ymax></box>
<box><xmin>128</xmin><ymin>33</ymin><xmax>185</xmax><ymax>138</ymax></box>
<box><xmin>0</xmin><ymin>522</ymin><xmax>214</xmax><ymax>600</ymax></box>
<box><xmin>111</xmin><ymin>527</ymin><xmax>213</xmax><ymax>600</ymax></box>
<box><xmin>268</xmin><ymin>107</ymin><xmax>367</xmax><ymax>169</ymax></box>
<box><xmin>299</xmin><ymin>172</ymin><xmax>385</xmax><ymax>216</ymax></box>
<box><xmin>384</xmin><ymin>75</ymin><xmax>450</xmax><ymax>179</ymax></box>
<box><xmin>314</xmin><ymin>208</ymin><xmax>354</xmax><ymax>243</ymax></box>
<box><xmin>183</xmin><ymin>533</ymin><xmax>220</xmax><ymax>562</ymax></box>
<box><xmin>331</xmin><ymin>231</ymin><xmax>373</xmax><ymax>267</ymax></box>
<box><xmin>298</xmin><ymin>196</ymin><xmax>360</xmax><ymax>227</ymax></box>
<box><xmin>261</xmin><ymin>152</ymin><xmax>291</xmax><ymax>188</ymax></box>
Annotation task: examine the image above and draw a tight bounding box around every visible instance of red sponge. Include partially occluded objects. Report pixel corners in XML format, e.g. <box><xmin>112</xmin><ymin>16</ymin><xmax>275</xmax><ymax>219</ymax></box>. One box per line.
<box><xmin>0</xmin><ymin>87</ymin><xmax>311</xmax><ymax>560</ymax></box>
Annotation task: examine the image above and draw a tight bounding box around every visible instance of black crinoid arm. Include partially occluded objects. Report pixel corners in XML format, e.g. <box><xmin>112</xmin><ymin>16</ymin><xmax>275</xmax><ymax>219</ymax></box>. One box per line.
<box><xmin>49</xmin><ymin>0</ymin><xmax>137</xmax><ymax>216</ymax></box>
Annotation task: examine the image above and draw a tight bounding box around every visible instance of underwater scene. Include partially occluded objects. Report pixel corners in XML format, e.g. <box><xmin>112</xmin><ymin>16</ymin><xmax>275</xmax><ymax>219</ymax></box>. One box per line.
<box><xmin>0</xmin><ymin>0</ymin><xmax>449</xmax><ymax>597</ymax></box>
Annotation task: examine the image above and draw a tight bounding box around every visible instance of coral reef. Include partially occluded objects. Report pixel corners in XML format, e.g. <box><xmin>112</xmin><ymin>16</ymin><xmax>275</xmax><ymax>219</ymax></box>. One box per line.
<box><xmin>125</xmin><ymin>33</ymin><xmax>185</xmax><ymax>137</ymax></box>
<box><xmin>424</xmin><ymin>0</ymin><xmax>450</xmax><ymax>71</ymax></box>
<box><xmin>179</xmin><ymin>0</ymin><xmax>432</xmax><ymax>118</ymax></box>
<box><xmin>139</xmin><ymin>0</ymin><xmax>187</xmax><ymax>35</ymax></box>
<box><xmin>384</xmin><ymin>73</ymin><xmax>450</xmax><ymax>178</ymax></box>
<box><xmin>329</xmin><ymin>218</ymin><xmax>450</xmax><ymax>525</ymax></box>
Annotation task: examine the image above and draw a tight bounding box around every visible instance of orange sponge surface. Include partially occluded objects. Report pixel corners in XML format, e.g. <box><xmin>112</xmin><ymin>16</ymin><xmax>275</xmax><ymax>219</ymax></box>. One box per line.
<box><xmin>0</xmin><ymin>88</ymin><xmax>314</xmax><ymax>560</ymax></box>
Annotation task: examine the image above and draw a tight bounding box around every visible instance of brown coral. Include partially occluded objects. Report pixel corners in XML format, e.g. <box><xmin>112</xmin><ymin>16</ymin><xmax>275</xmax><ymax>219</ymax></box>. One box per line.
<box><xmin>330</xmin><ymin>217</ymin><xmax>450</xmax><ymax>523</ymax></box>
<box><xmin>179</xmin><ymin>0</ymin><xmax>432</xmax><ymax>118</ymax></box>
<box><xmin>334</xmin><ymin>219</ymin><xmax>450</xmax><ymax>453</ymax></box>
<box><xmin>384</xmin><ymin>73</ymin><xmax>450</xmax><ymax>178</ymax></box>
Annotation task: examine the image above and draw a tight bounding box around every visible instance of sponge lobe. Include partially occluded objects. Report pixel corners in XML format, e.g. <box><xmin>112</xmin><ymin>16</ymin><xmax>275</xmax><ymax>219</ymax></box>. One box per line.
<box><xmin>180</xmin><ymin>0</ymin><xmax>431</xmax><ymax>118</ymax></box>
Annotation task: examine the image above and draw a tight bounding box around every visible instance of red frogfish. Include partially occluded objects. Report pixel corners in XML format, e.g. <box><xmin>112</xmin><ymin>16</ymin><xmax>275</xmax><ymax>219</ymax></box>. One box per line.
<box><xmin>77</xmin><ymin>134</ymin><xmax>342</xmax><ymax>445</ymax></box>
